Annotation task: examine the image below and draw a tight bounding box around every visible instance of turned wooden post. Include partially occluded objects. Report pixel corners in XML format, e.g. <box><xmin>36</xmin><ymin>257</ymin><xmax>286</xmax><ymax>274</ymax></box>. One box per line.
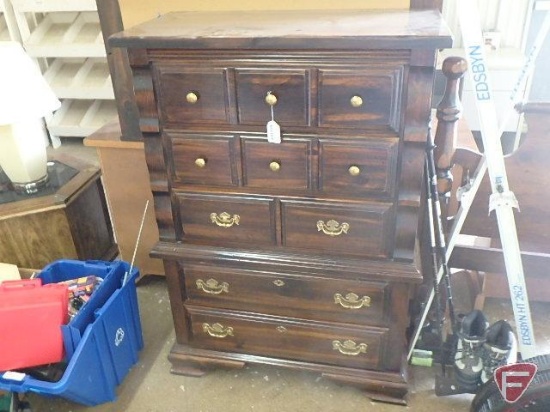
<box><xmin>434</xmin><ymin>57</ymin><xmax>468</xmax><ymax>202</ymax></box>
<box><xmin>96</xmin><ymin>0</ymin><xmax>143</xmax><ymax>141</ymax></box>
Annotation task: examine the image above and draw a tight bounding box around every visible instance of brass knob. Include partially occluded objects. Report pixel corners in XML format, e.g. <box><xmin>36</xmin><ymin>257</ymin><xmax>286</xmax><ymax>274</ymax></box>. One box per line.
<box><xmin>195</xmin><ymin>158</ymin><xmax>206</xmax><ymax>168</ymax></box>
<box><xmin>186</xmin><ymin>91</ymin><xmax>199</xmax><ymax>104</ymax></box>
<box><xmin>348</xmin><ymin>165</ymin><xmax>361</xmax><ymax>176</ymax></box>
<box><xmin>269</xmin><ymin>161</ymin><xmax>281</xmax><ymax>172</ymax></box>
<box><xmin>350</xmin><ymin>95</ymin><xmax>363</xmax><ymax>108</ymax></box>
<box><xmin>265</xmin><ymin>92</ymin><xmax>278</xmax><ymax>106</ymax></box>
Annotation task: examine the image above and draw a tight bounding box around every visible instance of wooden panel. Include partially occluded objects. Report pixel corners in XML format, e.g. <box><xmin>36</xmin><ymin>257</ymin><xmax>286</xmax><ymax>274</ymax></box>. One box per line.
<box><xmin>176</xmin><ymin>193</ymin><xmax>277</xmax><ymax>246</ymax></box>
<box><xmin>84</xmin><ymin>122</ymin><xmax>164</xmax><ymax>276</ymax></box>
<box><xmin>318</xmin><ymin>67</ymin><xmax>403</xmax><ymax>131</ymax></box>
<box><xmin>281</xmin><ymin>199</ymin><xmax>394</xmax><ymax>258</ymax></box>
<box><xmin>183</xmin><ymin>263</ymin><xmax>390</xmax><ymax>326</ymax></box>
<box><xmin>132</xmin><ymin>66</ymin><xmax>159</xmax><ymax>133</ymax></box>
<box><xmin>242</xmin><ymin>137</ymin><xmax>310</xmax><ymax>190</ymax></box>
<box><xmin>169</xmin><ymin>133</ymin><xmax>238</xmax><ymax>187</ymax></box>
<box><xmin>319</xmin><ymin>138</ymin><xmax>399</xmax><ymax>197</ymax></box>
<box><xmin>235</xmin><ymin>68</ymin><xmax>309</xmax><ymax>126</ymax></box>
<box><xmin>155</xmin><ymin>64</ymin><xmax>230</xmax><ymax>126</ymax></box>
<box><xmin>187</xmin><ymin>306</ymin><xmax>388</xmax><ymax>370</ymax></box>
<box><xmin>65</xmin><ymin>176</ymin><xmax>114</xmax><ymax>259</ymax></box>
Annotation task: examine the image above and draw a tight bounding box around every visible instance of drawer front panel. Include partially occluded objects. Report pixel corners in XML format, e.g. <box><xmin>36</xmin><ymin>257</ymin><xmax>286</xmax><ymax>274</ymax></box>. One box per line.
<box><xmin>184</xmin><ymin>264</ymin><xmax>389</xmax><ymax>326</ymax></box>
<box><xmin>187</xmin><ymin>307</ymin><xmax>388</xmax><ymax>370</ymax></box>
<box><xmin>176</xmin><ymin>193</ymin><xmax>276</xmax><ymax>246</ymax></box>
<box><xmin>281</xmin><ymin>200</ymin><xmax>393</xmax><ymax>257</ymax></box>
<box><xmin>235</xmin><ymin>69</ymin><xmax>309</xmax><ymax>126</ymax></box>
<box><xmin>170</xmin><ymin>134</ymin><xmax>238</xmax><ymax>187</ymax></box>
<box><xmin>318</xmin><ymin>68</ymin><xmax>403</xmax><ymax>131</ymax></box>
<box><xmin>242</xmin><ymin>138</ymin><xmax>310</xmax><ymax>190</ymax></box>
<box><xmin>319</xmin><ymin>138</ymin><xmax>399</xmax><ymax>197</ymax></box>
<box><xmin>155</xmin><ymin>65</ymin><xmax>230</xmax><ymax>126</ymax></box>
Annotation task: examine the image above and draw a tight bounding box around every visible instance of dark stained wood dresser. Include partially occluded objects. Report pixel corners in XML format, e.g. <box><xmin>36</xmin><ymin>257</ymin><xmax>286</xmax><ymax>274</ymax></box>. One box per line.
<box><xmin>110</xmin><ymin>9</ymin><xmax>452</xmax><ymax>404</ymax></box>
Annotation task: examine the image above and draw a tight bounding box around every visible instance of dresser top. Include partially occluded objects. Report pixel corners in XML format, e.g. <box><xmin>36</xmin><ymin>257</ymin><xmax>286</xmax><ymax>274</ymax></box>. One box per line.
<box><xmin>110</xmin><ymin>9</ymin><xmax>452</xmax><ymax>50</ymax></box>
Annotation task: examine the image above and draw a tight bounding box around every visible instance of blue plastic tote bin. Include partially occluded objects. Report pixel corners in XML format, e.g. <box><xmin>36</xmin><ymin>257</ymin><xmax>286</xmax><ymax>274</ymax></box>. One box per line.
<box><xmin>0</xmin><ymin>260</ymin><xmax>143</xmax><ymax>406</ymax></box>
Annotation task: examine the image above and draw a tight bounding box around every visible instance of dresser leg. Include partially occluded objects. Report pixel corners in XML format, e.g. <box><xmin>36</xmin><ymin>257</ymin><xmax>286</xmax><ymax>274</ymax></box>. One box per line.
<box><xmin>323</xmin><ymin>372</ymin><xmax>409</xmax><ymax>405</ymax></box>
<box><xmin>168</xmin><ymin>343</ymin><xmax>246</xmax><ymax>377</ymax></box>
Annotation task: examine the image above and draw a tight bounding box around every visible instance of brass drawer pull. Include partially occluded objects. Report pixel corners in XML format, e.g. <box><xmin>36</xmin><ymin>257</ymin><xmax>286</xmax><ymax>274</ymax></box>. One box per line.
<box><xmin>273</xmin><ymin>279</ymin><xmax>285</xmax><ymax>287</ymax></box>
<box><xmin>195</xmin><ymin>157</ymin><xmax>206</xmax><ymax>168</ymax></box>
<box><xmin>210</xmin><ymin>212</ymin><xmax>240</xmax><ymax>228</ymax></box>
<box><xmin>350</xmin><ymin>95</ymin><xmax>363</xmax><ymax>107</ymax></box>
<box><xmin>317</xmin><ymin>219</ymin><xmax>350</xmax><ymax>236</ymax></box>
<box><xmin>348</xmin><ymin>165</ymin><xmax>361</xmax><ymax>176</ymax></box>
<box><xmin>186</xmin><ymin>91</ymin><xmax>199</xmax><ymax>104</ymax></box>
<box><xmin>265</xmin><ymin>91</ymin><xmax>278</xmax><ymax>106</ymax></box>
<box><xmin>276</xmin><ymin>326</ymin><xmax>287</xmax><ymax>333</ymax></box>
<box><xmin>196</xmin><ymin>278</ymin><xmax>229</xmax><ymax>295</ymax></box>
<box><xmin>202</xmin><ymin>323</ymin><xmax>234</xmax><ymax>338</ymax></box>
<box><xmin>269</xmin><ymin>161</ymin><xmax>281</xmax><ymax>172</ymax></box>
<box><xmin>332</xmin><ymin>340</ymin><xmax>368</xmax><ymax>356</ymax></box>
<box><xmin>334</xmin><ymin>293</ymin><xmax>371</xmax><ymax>309</ymax></box>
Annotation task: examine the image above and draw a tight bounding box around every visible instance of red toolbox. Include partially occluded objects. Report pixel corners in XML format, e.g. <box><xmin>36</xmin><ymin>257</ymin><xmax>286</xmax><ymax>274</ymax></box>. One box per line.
<box><xmin>0</xmin><ymin>279</ymin><xmax>68</xmax><ymax>371</ymax></box>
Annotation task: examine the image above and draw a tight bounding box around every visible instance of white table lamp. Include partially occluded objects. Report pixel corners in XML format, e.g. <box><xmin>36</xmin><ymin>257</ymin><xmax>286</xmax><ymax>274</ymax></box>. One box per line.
<box><xmin>0</xmin><ymin>41</ymin><xmax>61</xmax><ymax>194</ymax></box>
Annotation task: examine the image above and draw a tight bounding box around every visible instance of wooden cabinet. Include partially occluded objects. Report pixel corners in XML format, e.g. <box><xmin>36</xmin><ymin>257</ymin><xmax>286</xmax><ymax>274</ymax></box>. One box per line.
<box><xmin>111</xmin><ymin>9</ymin><xmax>451</xmax><ymax>404</ymax></box>
<box><xmin>0</xmin><ymin>154</ymin><xmax>117</xmax><ymax>269</ymax></box>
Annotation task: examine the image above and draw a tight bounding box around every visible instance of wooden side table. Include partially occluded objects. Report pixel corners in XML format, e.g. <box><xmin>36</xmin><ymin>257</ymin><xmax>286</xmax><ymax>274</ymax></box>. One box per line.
<box><xmin>84</xmin><ymin>120</ymin><xmax>164</xmax><ymax>277</ymax></box>
<box><xmin>0</xmin><ymin>155</ymin><xmax>118</xmax><ymax>269</ymax></box>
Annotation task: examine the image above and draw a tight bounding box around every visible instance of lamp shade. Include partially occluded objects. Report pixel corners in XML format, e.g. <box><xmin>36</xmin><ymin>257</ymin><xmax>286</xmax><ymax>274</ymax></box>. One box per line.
<box><xmin>0</xmin><ymin>41</ymin><xmax>61</xmax><ymax>125</ymax></box>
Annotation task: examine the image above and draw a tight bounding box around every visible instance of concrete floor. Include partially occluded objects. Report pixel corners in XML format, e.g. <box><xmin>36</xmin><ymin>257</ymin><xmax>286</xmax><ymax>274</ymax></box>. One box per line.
<box><xmin>20</xmin><ymin>140</ymin><xmax>550</xmax><ymax>412</ymax></box>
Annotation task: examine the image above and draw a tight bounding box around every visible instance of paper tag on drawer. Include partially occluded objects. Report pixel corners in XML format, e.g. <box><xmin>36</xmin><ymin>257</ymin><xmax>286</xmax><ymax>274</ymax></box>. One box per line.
<box><xmin>266</xmin><ymin>120</ymin><xmax>281</xmax><ymax>144</ymax></box>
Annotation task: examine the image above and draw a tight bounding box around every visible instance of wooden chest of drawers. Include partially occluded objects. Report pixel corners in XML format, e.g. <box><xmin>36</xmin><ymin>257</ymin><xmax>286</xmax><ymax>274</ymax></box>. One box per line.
<box><xmin>111</xmin><ymin>9</ymin><xmax>451</xmax><ymax>404</ymax></box>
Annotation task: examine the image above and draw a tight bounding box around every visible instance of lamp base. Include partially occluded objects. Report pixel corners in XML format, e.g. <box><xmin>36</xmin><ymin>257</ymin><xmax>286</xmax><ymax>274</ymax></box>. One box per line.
<box><xmin>10</xmin><ymin>173</ymin><xmax>49</xmax><ymax>195</ymax></box>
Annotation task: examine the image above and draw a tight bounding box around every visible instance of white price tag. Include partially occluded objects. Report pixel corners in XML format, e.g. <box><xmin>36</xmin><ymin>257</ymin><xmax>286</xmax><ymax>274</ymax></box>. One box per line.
<box><xmin>266</xmin><ymin>120</ymin><xmax>281</xmax><ymax>144</ymax></box>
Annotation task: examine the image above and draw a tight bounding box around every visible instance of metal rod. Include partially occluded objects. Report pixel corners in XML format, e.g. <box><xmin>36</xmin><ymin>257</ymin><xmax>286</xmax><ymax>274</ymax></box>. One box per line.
<box><xmin>123</xmin><ymin>200</ymin><xmax>149</xmax><ymax>286</ymax></box>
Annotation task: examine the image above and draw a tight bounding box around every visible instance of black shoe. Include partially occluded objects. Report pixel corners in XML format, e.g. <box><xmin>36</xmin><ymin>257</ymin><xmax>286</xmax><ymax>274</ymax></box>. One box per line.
<box><xmin>454</xmin><ymin>310</ymin><xmax>488</xmax><ymax>391</ymax></box>
<box><xmin>481</xmin><ymin>319</ymin><xmax>517</xmax><ymax>383</ymax></box>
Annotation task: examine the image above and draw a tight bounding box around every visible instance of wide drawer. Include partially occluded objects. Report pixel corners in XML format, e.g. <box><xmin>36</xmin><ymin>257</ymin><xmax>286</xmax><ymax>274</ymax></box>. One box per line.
<box><xmin>319</xmin><ymin>138</ymin><xmax>399</xmax><ymax>197</ymax></box>
<box><xmin>187</xmin><ymin>306</ymin><xmax>388</xmax><ymax>370</ymax></box>
<box><xmin>169</xmin><ymin>133</ymin><xmax>238</xmax><ymax>187</ymax></box>
<box><xmin>281</xmin><ymin>199</ymin><xmax>394</xmax><ymax>258</ymax></box>
<box><xmin>318</xmin><ymin>67</ymin><xmax>403</xmax><ymax>131</ymax></box>
<box><xmin>175</xmin><ymin>193</ymin><xmax>277</xmax><ymax>246</ymax></box>
<box><xmin>184</xmin><ymin>263</ymin><xmax>390</xmax><ymax>327</ymax></box>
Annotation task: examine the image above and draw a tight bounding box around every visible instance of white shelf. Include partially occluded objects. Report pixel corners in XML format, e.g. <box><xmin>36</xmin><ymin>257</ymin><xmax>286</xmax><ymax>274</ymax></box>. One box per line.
<box><xmin>11</xmin><ymin>0</ymin><xmax>97</xmax><ymax>13</ymax></box>
<box><xmin>25</xmin><ymin>11</ymin><xmax>105</xmax><ymax>57</ymax></box>
<box><xmin>0</xmin><ymin>14</ymin><xmax>10</xmax><ymax>40</ymax></box>
<box><xmin>44</xmin><ymin>58</ymin><xmax>114</xmax><ymax>99</ymax></box>
<box><xmin>48</xmin><ymin>99</ymin><xmax>117</xmax><ymax>138</ymax></box>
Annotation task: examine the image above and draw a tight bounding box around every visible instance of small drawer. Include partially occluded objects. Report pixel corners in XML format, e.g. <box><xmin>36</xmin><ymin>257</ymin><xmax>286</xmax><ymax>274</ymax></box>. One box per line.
<box><xmin>170</xmin><ymin>134</ymin><xmax>238</xmax><ymax>187</ymax></box>
<box><xmin>176</xmin><ymin>193</ymin><xmax>277</xmax><ymax>246</ymax></box>
<box><xmin>184</xmin><ymin>264</ymin><xmax>390</xmax><ymax>326</ymax></box>
<box><xmin>318</xmin><ymin>67</ymin><xmax>403</xmax><ymax>131</ymax></box>
<box><xmin>187</xmin><ymin>307</ymin><xmax>388</xmax><ymax>370</ymax></box>
<box><xmin>242</xmin><ymin>138</ymin><xmax>310</xmax><ymax>190</ymax></box>
<box><xmin>235</xmin><ymin>69</ymin><xmax>309</xmax><ymax>126</ymax></box>
<box><xmin>319</xmin><ymin>139</ymin><xmax>399</xmax><ymax>197</ymax></box>
<box><xmin>155</xmin><ymin>64</ymin><xmax>230</xmax><ymax>126</ymax></box>
<box><xmin>281</xmin><ymin>199</ymin><xmax>394</xmax><ymax>258</ymax></box>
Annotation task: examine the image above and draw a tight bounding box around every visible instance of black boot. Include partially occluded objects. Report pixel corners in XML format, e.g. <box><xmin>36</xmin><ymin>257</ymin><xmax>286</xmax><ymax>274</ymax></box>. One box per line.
<box><xmin>454</xmin><ymin>310</ymin><xmax>488</xmax><ymax>391</ymax></box>
<box><xmin>481</xmin><ymin>319</ymin><xmax>517</xmax><ymax>383</ymax></box>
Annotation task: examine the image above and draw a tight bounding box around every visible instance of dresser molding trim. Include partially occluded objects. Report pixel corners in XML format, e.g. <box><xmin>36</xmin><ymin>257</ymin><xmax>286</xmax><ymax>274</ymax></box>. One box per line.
<box><xmin>152</xmin><ymin>242</ymin><xmax>422</xmax><ymax>284</ymax></box>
